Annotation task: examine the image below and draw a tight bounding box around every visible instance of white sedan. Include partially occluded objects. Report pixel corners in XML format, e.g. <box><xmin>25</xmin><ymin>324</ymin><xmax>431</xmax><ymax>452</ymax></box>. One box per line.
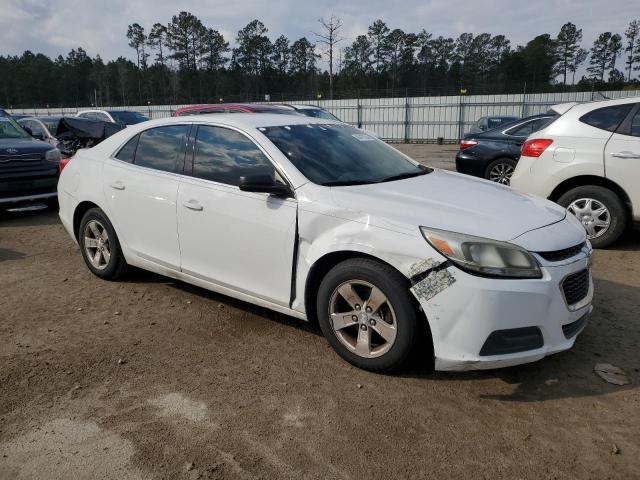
<box><xmin>58</xmin><ymin>114</ymin><xmax>593</xmax><ymax>372</ymax></box>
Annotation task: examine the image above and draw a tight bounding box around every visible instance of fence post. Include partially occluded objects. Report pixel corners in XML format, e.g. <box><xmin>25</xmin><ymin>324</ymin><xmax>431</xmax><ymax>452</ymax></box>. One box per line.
<box><xmin>357</xmin><ymin>91</ymin><xmax>362</xmax><ymax>129</ymax></box>
<box><xmin>457</xmin><ymin>94</ymin><xmax>464</xmax><ymax>141</ymax></box>
<box><xmin>404</xmin><ymin>90</ymin><xmax>410</xmax><ymax>143</ymax></box>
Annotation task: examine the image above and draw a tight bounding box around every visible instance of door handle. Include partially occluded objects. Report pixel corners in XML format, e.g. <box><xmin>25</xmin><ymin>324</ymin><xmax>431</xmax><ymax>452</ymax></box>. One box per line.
<box><xmin>110</xmin><ymin>181</ymin><xmax>125</xmax><ymax>190</ymax></box>
<box><xmin>611</xmin><ymin>151</ymin><xmax>640</xmax><ymax>159</ymax></box>
<box><xmin>183</xmin><ymin>200</ymin><xmax>203</xmax><ymax>211</ymax></box>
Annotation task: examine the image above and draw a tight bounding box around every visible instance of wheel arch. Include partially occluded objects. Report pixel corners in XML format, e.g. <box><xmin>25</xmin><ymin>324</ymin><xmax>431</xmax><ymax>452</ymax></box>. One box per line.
<box><xmin>303</xmin><ymin>250</ymin><xmax>431</xmax><ymax>327</ymax></box>
<box><xmin>548</xmin><ymin>175</ymin><xmax>633</xmax><ymax>217</ymax></box>
<box><xmin>72</xmin><ymin>201</ymin><xmax>102</xmax><ymax>242</ymax></box>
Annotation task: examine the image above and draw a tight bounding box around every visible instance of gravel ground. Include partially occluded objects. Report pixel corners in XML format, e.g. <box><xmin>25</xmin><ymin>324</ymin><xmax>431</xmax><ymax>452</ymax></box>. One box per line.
<box><xmin>1</xmin><ymin>144</ymin><xmax>639</xmax><ymax>480</ymax></box>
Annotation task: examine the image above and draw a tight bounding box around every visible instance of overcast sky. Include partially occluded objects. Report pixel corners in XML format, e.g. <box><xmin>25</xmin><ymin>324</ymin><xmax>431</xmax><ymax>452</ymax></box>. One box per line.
<box><xmin>1</xmin><ymin>0</ymin><xmax>637</xmax><ymax>67</ymax></box>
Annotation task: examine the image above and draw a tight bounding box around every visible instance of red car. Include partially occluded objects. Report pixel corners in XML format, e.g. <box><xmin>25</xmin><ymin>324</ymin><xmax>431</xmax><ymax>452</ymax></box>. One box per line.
<box><xmin>172</xmin><ymin>103</ymin><xmax>300</xmax><ymax>117</ymax></box>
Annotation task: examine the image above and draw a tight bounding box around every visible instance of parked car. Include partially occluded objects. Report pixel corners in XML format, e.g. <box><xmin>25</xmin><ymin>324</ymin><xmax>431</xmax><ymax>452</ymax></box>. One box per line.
<box><xmin>456</xmin><ymin>113</ymin><xmax>558</xmax><ymax>184</ymax></box>
<box><xmin>59</xmin><ymin>114</ymin><xmax>592</xmax><ymax>372</ymax></box>
<box><xmin>281</xmin><ymin>104</ymin><xmax>341</xmax><ymax>121</ymax></box>
<box><xmin>76</xmin><ymin>109</ymin><xmax>149</xmax><ymax>127</ymax></box>
<box><xmin>0</xmin><ymin>116</ymin><xmax>62</xmax><ymax>209</ymax></box>
<box><xmin>172</xmin><ymin>103</ymin><xmax>300</xmax><ymax>117</ymax></box>
<box><xmin>511</xmin><ymin>96</ymin><xmax>640</xmax><ymax>248</ymax></box>
<box><xmin>467</xmin><ymin>115</ymin><xmax>519</xmax><ymax>134</ymax></box>
<box><xmin>17</xmin><ymin>116</ymin><xmax>63</xmax><ymax>148</ymax></box>
<box><xmin>18</xmin><ymin>116</ymin><xmax>124</xmax><ymax>157</ymax></box>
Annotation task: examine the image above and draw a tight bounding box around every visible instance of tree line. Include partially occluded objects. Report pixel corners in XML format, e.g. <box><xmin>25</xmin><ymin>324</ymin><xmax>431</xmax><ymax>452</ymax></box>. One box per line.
<box><xmin>1</xmin><ymin>12</ymin><xmax>640</xmax><ymax>108</ymax></box>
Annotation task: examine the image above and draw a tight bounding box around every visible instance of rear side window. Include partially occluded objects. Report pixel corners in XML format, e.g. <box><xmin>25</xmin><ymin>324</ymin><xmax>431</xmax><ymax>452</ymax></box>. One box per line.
<box><xmin>134</xmin><ymin>125</ymin><xmax>189</xmax><ymax>173</ymax></box>
<box><xmin>115</xmin><ymin>135</ymin><xmax>139</xmax><ymax>163</ymax></box>
<box><xmin>579</xmin><ymin>105</ymin><xmax>633</xmax><ymax>132</ymax></box>
<box><xmin>193</xmin><ymin>125</ymin><xmax>275</xmax><ymax>186</ymax></box>
<box><xmin>630</xmin><ymin>110</ymin><xmax>640</xmax><ymax>137</ymax></box>
<box><xmin>506</xmin><ymin>117</ymin><xmax>554</xmax><ymax>137</ymax></box>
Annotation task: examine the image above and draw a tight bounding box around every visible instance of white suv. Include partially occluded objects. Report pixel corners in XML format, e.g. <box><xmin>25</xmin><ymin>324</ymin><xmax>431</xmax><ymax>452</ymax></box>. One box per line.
<box><xmin>511</xmin><ymin>97</ymin><xmax>640</xmax><ymax>248</ymax></box>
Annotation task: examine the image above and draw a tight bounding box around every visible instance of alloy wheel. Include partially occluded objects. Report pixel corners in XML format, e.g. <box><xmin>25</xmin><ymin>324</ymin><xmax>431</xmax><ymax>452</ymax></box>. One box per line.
<box><xmin>488</xmin><ymin>162</ymin><xmax>515</xmax><ymax>185</ymax></box>
<box><xmin>328</xmin><ymin>280</ymin><xmax>397</xmax><ymax>358</ymax></box>
<box><xmin>83</xmin><ymin>219</ymin><xmax>111</xmax><ymax>270</ymax></box>
<box><xmin>567</xmin><ymin>197</ymin><xmax>611</xmax><ymax>239</ymax></box>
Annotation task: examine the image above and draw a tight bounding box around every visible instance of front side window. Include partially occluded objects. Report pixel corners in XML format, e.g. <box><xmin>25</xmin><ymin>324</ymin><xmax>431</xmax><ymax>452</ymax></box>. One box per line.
<box><xmin>193</xmin><ymin>125</ymin><xmax>275</xmax><ymax>186</ymax></box>
<box><xmin>134</xmin><ymin>125</ymin><xmax>189</xmax><ymax>173</ymax></box>
<box><xmin>261</xmin><ymin>123</ymin><xmax>428</xmax><ymax>186</ymax></box>
<box><xmin>580</xmin><ymin>105</ymin><xmax>633</xmax><ymax>132</ymax></box>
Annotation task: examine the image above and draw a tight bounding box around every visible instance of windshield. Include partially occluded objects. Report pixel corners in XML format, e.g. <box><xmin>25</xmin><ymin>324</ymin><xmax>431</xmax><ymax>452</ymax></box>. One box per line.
<box><xmin>0</xmin><ymin>117</ymin><xmax>30</xmax><ymax>139</ymax></box>
<box><xmin>260</xmin><ymin>123</ymin><xmax>429</xmax><ymax>186</ymax></box>
<box><xmin>108</xmin><ymin>111</ymin><xmax>149</xmax><ymax>125</ymax></box>
<box><xmin>298</xmin><ymin>108</ymin><xmax>340</xmax><ymax>121</ymax></box>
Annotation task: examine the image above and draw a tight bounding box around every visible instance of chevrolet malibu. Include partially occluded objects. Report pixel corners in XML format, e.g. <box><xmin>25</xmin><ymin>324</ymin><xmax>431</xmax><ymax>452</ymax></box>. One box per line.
<box><xmin>58</xmin><ymin>114</ymin><xmax>593</xmax><ymax>372</ymax></box>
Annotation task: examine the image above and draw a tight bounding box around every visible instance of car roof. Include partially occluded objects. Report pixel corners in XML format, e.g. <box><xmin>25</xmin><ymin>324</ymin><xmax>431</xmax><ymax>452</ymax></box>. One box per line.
<box><xmin>167</xmin><ymin>113</ymin><xmax>341</xmax><ymax>129</ymax></box>
<box><xmin>175</xmin><ymin>103</ymin><xmax>297</xmax><ymax>114</ymax></box>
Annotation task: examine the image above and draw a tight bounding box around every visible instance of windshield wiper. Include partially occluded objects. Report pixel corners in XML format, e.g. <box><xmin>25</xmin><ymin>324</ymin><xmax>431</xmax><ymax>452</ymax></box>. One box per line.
<box><xmin>377</xmin><ymin>166</ymin><xmax>432</xmax><ymax>183</ymax></box>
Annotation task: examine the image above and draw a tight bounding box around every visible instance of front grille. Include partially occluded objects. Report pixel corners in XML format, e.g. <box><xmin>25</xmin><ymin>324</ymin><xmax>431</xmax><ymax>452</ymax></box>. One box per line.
<box><xmin>537</xmin><ymin>242</ymin><xmax>586</xmax><ymax>262</ymax></box>
<box><xmin>562</xmin><ymin>269</ymin><xmax>590</xmax><ymax>306</ymax></box>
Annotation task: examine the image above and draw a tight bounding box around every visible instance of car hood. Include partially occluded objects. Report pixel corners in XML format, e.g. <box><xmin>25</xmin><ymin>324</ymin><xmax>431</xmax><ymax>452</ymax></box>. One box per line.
<box><xmin>0</xmin><ymin>138</ymin><xmax>53</xmax><ymax>157</ymax></box>
<box><xmin>329</xmin><ymin>169</ymin><xmax>566</xmax><ymax>242</ymax></box>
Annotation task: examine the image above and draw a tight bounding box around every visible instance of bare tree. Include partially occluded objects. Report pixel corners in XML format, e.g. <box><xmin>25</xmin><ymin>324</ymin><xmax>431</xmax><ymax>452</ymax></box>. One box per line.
<box><xmin>314</xmin><ymin>15</ymin><xmax>343</xmax><ymax>99</ymax></box>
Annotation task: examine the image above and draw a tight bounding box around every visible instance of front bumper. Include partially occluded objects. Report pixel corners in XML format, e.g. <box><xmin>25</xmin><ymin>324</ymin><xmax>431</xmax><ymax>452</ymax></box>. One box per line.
<box><xmin>415</xmin><ymin>248</ymin><xmax>593</xmax><ymax>371</ymax></box>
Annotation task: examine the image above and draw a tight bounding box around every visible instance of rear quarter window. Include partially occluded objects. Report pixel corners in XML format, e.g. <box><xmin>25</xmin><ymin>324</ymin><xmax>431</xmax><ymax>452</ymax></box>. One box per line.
<box><xmin>579</xmin><ymin>105</ymin><xmax>633</xmax><ymax>132</ymax></box>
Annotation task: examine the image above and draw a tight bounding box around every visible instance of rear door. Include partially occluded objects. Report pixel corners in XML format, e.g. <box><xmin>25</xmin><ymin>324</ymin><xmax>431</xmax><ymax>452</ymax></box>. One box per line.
<box><xmin>102</xmin><ymin>124</ymin><xmax>191</xmax><ymax>269</ymax></box>
<box><xmin>177</xmin><ymin>124</ymin><xmax>297</xmax><ymax>305</ymax></box>
<box><xmin>604</xmin><ymin>103</ymin><xmax>640</xmax><ymax>220</ymax></box>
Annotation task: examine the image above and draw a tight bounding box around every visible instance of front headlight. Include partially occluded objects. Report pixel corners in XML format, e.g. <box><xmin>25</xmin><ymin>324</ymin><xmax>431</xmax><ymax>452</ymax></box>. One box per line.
<box><xmin>45</xmin><ymin>148</ymin><xmax>61</xmax><ymax>163</ymax></box>
<box><xmin>420</xmin><ymin>227</ymin><xmax>542</xmax><ymax>278</ymax></box>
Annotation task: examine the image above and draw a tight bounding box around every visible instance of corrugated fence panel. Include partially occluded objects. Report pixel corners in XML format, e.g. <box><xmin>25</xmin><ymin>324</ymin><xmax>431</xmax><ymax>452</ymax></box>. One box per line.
<box><xmin>8</xmin><ymin>89</ymin><xmax>640</xmax><ymax>142</ymax></box>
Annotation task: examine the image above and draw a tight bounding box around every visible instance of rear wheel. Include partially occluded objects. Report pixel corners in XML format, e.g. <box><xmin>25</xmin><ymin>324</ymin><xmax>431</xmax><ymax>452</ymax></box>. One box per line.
<box><xmin>485</xmin><ymin>158</ymin><xmax>517</xmax><ymax>185</ymax></box>
<box><xmin>316</xmin><ymin>258</ymin><xmax>421</xmax><ymax>372</ymax></box>
<box><xmin>557</xmin><ymin>185</ymin><xmax>627</xmax><ymax>248</ymax></box>
<box><xmin>78</xmin><ymin>208</ymin><xmax>128</xmax><ymax>280</ymax></box>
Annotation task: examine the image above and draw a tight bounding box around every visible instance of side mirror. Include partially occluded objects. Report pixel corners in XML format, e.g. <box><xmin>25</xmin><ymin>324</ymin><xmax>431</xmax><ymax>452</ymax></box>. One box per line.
<box><xmin>239</xmin><ymin>175</ymin><xmax>292</xmax><ymax>197</ymax></box>
<box><xmin>22</xmin><ymin>126</ymin><xmax>34</xmax><ymax>136</ymax></box>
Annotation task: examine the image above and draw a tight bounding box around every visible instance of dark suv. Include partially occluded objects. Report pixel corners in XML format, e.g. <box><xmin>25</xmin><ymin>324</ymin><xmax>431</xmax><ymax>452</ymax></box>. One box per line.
<box><xmin>0</xmin><ymin>114</ymin><xmax>62</xmax><ymax>209</ymax></box>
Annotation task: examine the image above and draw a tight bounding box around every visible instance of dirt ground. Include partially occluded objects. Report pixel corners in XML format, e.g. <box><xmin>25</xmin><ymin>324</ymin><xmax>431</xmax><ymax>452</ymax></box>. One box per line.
<box><xmin>1</xmin><ymin>144</ymin><xmax>639</xmax><ymax>479</ymax></box>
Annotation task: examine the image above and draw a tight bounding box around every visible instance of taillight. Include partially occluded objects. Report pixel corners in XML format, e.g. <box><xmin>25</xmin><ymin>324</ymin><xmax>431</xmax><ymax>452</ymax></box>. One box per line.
<box><xmin>460</xmin><ymin>139</ymin><xmax>478</xmax><ymax>150</ymax></box>
<box><xmin>521</xmin><ymin>138</ymin><xmax>553</xmax><ymax>157</ymax></box>
<box><xmin>58</xmin><ymin>157</ymin><xmax>71</xmax><ymax>174</ymax></box>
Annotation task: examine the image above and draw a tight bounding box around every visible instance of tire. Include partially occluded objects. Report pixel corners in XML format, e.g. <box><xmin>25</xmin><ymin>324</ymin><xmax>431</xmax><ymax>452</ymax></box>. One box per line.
<box><xmin>484</xmin><ymin>158</ymin><xmax>517</xmax><ymax>185</ymax></box>
<box><xmin>557</xmin><ymin>185</ymin><xmax>627</xmax><ymax>249</ymax></box>
<box><xmin>78</xmin><ymin>207</ymin><xmax>128</xmax><ymax>280</ymax></box>
<box><xmin>316</xmin><ymin>257</ymin><xmax>421</xmax><ymax>372</ymax></box>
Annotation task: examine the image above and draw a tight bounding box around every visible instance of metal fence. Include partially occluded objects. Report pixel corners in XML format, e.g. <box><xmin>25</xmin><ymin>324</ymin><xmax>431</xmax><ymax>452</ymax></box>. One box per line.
<box><xmin>9</xmin><ymin>89</ymin><xmax>640</xmax><ymax>143</ymax></box>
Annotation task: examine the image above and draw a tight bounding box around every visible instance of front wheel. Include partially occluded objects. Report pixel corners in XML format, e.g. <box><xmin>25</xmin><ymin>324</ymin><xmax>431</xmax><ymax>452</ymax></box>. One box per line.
<box><xmin>557</xmin><ymin>185</ymin><xmax>627</xmax><ymax>248</ymax></box>
<box><xmin>316</xmin><ymin>258</ymin><xmax>422</xmax><ymax>372</ymax></box>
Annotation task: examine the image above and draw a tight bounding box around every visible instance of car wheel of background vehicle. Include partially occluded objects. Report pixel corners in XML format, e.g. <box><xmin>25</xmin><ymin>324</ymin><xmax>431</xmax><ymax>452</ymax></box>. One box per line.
<box><xmin>557</xmin><ymin>186</ymin><xmax>627</xmax><ymax>248</ymax></box>
<box><xmin>79</xmin><ymin>208</ymin><xmax>128</xmax><ymax>280</ymax></box>
<box><xmin>485</xmin><ymin>158</ymin><xmax>517</xmax><ymax>185</ymax></box>
<box><xmin>316</xmin><ymin>257</ymin><xmax>421</xmax><ymax>372</ymax></box>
